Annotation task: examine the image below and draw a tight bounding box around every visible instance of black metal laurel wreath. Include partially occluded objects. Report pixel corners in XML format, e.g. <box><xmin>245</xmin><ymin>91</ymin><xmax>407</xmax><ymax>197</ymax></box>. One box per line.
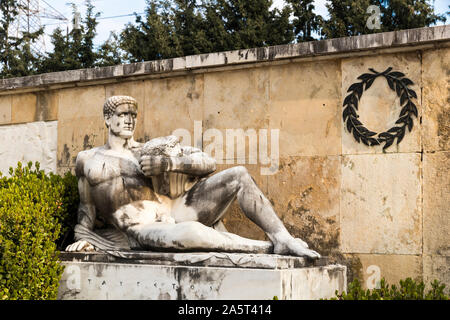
<box><xmin>343</xmin><ymin>67</ymin><xmax>418</xmax><ymax>151</ymax></box>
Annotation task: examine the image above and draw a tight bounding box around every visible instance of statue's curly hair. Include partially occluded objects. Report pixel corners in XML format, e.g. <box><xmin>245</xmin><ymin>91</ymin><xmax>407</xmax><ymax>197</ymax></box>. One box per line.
<box><xmin>103</xmin><ymin>95</ymin><xmax>138</xmax><ymax>119</ymax></box>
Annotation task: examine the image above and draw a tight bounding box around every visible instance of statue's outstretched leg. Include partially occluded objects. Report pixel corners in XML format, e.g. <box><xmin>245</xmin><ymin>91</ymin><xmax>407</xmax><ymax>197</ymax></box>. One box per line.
<box><xmin>127</xmin><ymin>221</ymin><xmax>273</xmax><ymax>253</ymax></box>
<box><xmin>171</xmin><ymin>166</ymin><xmax>320</xmax><ymax>259</ymax></box>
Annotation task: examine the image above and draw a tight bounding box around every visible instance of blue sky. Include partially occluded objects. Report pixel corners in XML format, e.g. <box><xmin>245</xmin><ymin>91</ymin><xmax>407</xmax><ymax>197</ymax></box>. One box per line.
<box><xmin>41</xmin><ymin>0</ymin><xmax>448</xmax><ymax>50</ymax></box>
<box><xmin>41</xmin><ymin>0</ymin><xmax>148</xmax><ymax>48</ymax></box>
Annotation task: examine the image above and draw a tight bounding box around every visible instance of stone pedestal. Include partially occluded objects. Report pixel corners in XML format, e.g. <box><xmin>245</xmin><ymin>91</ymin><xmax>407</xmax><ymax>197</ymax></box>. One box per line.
<box><xmin>57</xmin><ymin>251</ymin><xmax>347</xmax><ymax>300</ymax></box>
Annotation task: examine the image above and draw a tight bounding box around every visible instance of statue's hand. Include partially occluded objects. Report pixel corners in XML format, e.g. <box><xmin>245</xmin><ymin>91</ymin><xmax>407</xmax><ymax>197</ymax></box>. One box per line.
<box><xmin>65</xmin><ymin>240</ymin><xmax>95</xmax><ymax>252</ymax></box>
<box><xmin>140</xmin><ymin>155</ymin><xmax>171</xmax><ymax>176</ymax></box>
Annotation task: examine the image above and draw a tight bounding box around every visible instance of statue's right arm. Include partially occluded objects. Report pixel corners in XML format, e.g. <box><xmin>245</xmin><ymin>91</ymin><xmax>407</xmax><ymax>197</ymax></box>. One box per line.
<box><xmin>76</xmin><ymin>176</ymin><xmax>96</xmax><ymax>231</ymax></box>
<box><xmin>75</xmin><ymin>151</ymin><xmax>96</xmax><ymax>231</ymax></box>
<box><xmin>66</xmin><ymin>152</ymin><xmax>96</xmax><ymax>252</ymax></box>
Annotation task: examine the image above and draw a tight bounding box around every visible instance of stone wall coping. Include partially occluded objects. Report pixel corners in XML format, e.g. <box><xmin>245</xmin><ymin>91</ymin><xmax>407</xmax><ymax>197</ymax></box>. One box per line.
<box><xmin>1</xmin><ymin>25</ymin><xmax>449</xmax><ymax>93</ymax></box>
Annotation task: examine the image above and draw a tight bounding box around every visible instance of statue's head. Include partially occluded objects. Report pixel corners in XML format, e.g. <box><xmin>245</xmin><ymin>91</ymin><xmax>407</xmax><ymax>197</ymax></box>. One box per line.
<box><xmin>103</xmin><ymin>96</ymin><xmax>138</xmax><ymax>139</ymax></box>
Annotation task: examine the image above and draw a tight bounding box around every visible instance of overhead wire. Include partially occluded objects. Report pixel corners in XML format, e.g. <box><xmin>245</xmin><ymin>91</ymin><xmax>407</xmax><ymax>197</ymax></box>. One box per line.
<box><xmin>41</xmin><ymin>12</ymin><xmax>145</xmax><ymax>26</ymax></box>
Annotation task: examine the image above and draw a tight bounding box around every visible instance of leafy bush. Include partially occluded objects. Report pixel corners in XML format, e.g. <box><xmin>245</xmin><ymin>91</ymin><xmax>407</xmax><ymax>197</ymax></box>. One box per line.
<box><xmin>0</xmin><ymin>162</ymin><xmax>79</xmax><ymax>300</ymax></box>
<box><xmin>52</xmin><ymin>171</ymin><xmax>79</xmax><ymax>251</ymax></box>
<box><xmin>331</xmin><ymin>277</ymin><xmax>449</xmax><ymax>300</ymax></box>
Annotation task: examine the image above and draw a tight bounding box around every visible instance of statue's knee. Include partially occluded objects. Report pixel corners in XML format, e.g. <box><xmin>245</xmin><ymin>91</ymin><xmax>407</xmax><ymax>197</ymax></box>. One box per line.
<box><xmin>232</xmin><ymin>166</ymin><xmax>249</xmax><ymax>179</ymax></box>
<box><xmin>233</xmin><ymin>166</ymin><xmax>255</xmax><ymax>185</ymax></box>
<box><xmin>220</xmin><ymin>166</ymin><xmax>254</xmax><ymax>187</ymax></box>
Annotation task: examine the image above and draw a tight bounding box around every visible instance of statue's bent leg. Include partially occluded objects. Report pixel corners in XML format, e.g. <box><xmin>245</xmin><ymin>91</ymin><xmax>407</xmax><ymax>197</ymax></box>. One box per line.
<box><xmin>126</xmin><ymin>221</ymin><xmax>273</xmax><ymax>253</ymax></box>
<box><xmin>172</xmin><ymin>166</ymin><xmax>321</xmax><ymax>259</ymax></box>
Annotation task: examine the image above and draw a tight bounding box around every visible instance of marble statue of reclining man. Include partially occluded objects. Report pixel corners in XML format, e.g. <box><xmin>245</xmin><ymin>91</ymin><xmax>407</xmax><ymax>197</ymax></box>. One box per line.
<box><xmin>66</xmin><ymin>95</ymin><xmax>320</xmax><ymax>259</ymax></box>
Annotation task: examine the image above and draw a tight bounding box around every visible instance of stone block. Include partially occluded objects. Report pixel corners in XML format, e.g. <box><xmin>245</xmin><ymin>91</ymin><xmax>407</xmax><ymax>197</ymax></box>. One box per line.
<box><xmin>341</xmin><ymin>52</ymin><xmax>422</xmax><ymax>154</ymax></box>
<box><xmin>57</xmin><ymin>252</ymin><xmax>347</xmax><ymax>300</ymax></box>
<box><xmin>203</xmin><ymin>67</ymin><xmax>269</xmax><ymax>129</ymax></box>
<box><xmin>11</xmin><ymin>93</ymin><xmax>37</xmax><ymax>124</ymax></box>
<box><xmin>35</xmin><ymin>91</ymin><xmax>59</xmax><ymax>121</ymax></box>
<box><xmin>203</xmin><ymin>68</ymin><xmax>270</xmax><ymax>164</ymax></box>
<box><xmin>348</xmin><ymin>254</ymin><xmax>423</xmax><ymax>289</ymax></box>
<box><xmin>422</xmin><ymin>47</ymin><xmax>450</xmax><ymax>152</ymax></box>
<box><xmin>201</xmin><ymin>126</ymin><xmax>279</xmax><ymax>173</ymax></box>
<box><xmin>0</xmin><ymin>95</ymin><xmax>11</xmax><ymax>125</ymax></box>
<box><xmin>341</xmin><ymin>153</ymin><xmax>422</xmax><ymax>254</ymax></box>
<box><xmin>266</xmin><ymin>156</ymin><xmax>341</xmax><ymax>255</ymax></box>
<box><xmin>58</xmin><ymin>86</ymin><xmax>105</xmax><ymax>121</ymax></box>
<box><xmin>57</xmin><ymin>117</ymin><xmax>106</xmax><ymax>168</ymax></box>
<box><xmin>423</xmin><ymin>255</ymin><xmax>450</xmax><ymax>289</ymax></box>
<box><xmin>143</xmin><ymin>75</ymin><xmax>203</xmax><ymax>143</ymax></box>
<box><xmin>0</xmin><ymin>121</ymin><xmax>57</xmax><ymax>175</ymax></box>
<box><xmin>423</xmin><ymin>152</ymin><xmax>450</xmax><ymax>255</ymax></box>
<box><xmin>279</xmin><ymin>266</ymin><xmax>346</xmax><ymax>300</ymax></box>
<box><xmin>268</xmin><ymin>60</ymin><xmax>341</xmax><ymax>157</ymax></box>
<box><xmin>105</xmin><ymin>80</ymin><xmax>146</xmax><ymax>142</ymax></box>
<box><xmin>6</xmin><ymin>91</ymin><xmax>58</xmax><ymax>124</ymax></box>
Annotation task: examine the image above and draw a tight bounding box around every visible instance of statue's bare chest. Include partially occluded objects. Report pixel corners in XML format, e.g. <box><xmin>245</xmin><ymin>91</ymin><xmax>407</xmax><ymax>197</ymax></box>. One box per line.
<box><xmin>83</xmin><ymin>150</ymin><xmax>143</xmax><ymax>186</ymax></box>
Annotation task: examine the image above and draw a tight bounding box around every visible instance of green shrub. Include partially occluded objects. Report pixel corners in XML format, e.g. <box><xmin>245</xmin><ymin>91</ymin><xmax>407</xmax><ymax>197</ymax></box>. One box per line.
<box><xmin>331</xmin><ymin>277</ymin><xmax>449</xmax><ymax>300</ymax></box>
<box><xmin>0</xmin><ymin>162</ymin><xmax>79</xmax><ymax>300</ymax></box>
<box><xmin>52</xmin><ymin>171</ymin><xmax>79</xmax><ymax>251</ymax></box>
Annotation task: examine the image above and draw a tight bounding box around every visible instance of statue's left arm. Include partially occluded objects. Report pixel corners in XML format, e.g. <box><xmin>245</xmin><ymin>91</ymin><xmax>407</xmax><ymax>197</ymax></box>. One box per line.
<box><xmin>140</xmin><ymin>146</ymin><xmax>216</xmax><ymax>177</ymax></box>
<box><xmin>171</xmin><ymin>146</ymin><xmax>216</xmax><ymax>176</ymax></box>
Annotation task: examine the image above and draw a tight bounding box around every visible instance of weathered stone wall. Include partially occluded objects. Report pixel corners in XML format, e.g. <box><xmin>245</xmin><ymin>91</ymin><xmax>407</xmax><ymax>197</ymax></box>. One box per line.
<box><xmin>0</xmin><ymin>25</ymin><xmax>448</xmax><ymax>289</ymax></box>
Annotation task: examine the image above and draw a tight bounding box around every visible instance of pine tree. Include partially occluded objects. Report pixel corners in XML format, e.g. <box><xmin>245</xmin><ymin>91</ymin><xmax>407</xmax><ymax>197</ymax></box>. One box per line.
<box><xmin>120</xmin><ymin>0</ymin><xmax>295</xmax><ymax>61</ymax></box>
<box><xmin>218</xmin><ymin>0</ymin><xmax>293</xmax><ymax>49</ymax></box>
<box><xmin>321</xmin><ymin>0</ymin><xmax>446</xmax><ymax>39</ymax></box>
<box><xmin>121</xmin><ymin>0</ymin><xmax>177</xmax><ymax>62</ymax></box>
<box><xmin>80</xmin><ymin>0</ymin><xmax>100</xmax><ymax>68</ymax></box>
<box><xmin>321</xmin><ymin>0</ymin><xmax>372</xmax><ymax>39</ymax></box>
<box><xmin>40</xmin><ymin>27</ymin><xmax>70</xmax><ymax>72</ymax></box>
<box><xmin>379</xmin><ymin>0</ymin><xmax>446</xmax><ymax>32</ymax></box>
<box><xmin>40</xmin><ymin>1</ymin><xmax>100</xmax><ymax>72</ymax></box>
<box><xmin>202</xmin><ymin>0</ymin><xmax>234</xmax><ymax>52</ymax></box>
<box><xmin>96</xmin><ymin>32</ymin><xmax>124</xmax><ymax>67</ymax></box>
<box><xmin>287</xmin><ymin>0</ymin><xmax>323</xmax><ymax>42</ymax></box>
<box><xmin>13</xmin><ymin>31</ymin><xmax>43</xmax><ymax>76</ymax></box>
<box><xmin>266</xmin><ymin>5</ymin><xmax>295</xmax><ymax>45</ymax></box>
<box><xmin>219</xmin><ymin>0</ymin><xmax>269</xmax><ymax>48</ymax></box>
<box><xmin>172</xmin><ymin>0</ymin><xmax>213</xmax><ymax>56</ymax></box>
<box><xmin>0</xmin><ymin>0</ymin><xmax>43</xmax><ymax>78</ymax></box>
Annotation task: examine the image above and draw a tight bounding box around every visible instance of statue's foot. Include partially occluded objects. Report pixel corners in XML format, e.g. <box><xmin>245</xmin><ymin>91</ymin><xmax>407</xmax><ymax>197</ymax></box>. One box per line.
<box><xmin>296</xmin><ymin>238</ymin><xmax>309</xmax><ymax>248</ymax></box>
<box><xmin>273</xmin><ymin>237</ymin><xmax>321</xmax><ymax>259</ymax></box>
